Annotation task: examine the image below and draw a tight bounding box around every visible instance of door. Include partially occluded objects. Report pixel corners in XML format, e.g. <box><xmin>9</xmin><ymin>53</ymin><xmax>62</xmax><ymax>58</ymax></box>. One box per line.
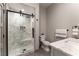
<box><xmin>6</xmin><ymin>10</ymin><xmax>34</xmax><ymax>56</ymax></box>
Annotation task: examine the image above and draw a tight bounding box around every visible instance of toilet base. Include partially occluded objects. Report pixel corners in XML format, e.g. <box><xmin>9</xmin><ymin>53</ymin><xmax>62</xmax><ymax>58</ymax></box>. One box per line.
<box><xmin>41</xmin><ymin>45</ymin><xmax>50</xmax><ymax>52</ymax></box>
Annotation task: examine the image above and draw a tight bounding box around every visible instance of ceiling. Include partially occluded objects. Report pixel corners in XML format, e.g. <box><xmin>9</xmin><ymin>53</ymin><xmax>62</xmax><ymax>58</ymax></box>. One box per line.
<box><xmin>23</xmin><ymin>3</ymin><xmax>52</xmax><ymax>8</ymax></box>
<box><xmin>40</xmin><ymin>3</ymin><xmax>52</xmax><ymax>8</ymax></box>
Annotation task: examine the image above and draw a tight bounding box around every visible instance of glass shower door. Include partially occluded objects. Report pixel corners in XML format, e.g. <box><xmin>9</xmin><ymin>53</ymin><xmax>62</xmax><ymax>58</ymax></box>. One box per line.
<box><xmin>7</xmin><ymin>11</ymin><xmax>34</xmax><ymax>56</ymax></box>
<box><xmin>0</xmin><ymin>5</ymin><xmax>2</xmax><ymax>56</ymax></box>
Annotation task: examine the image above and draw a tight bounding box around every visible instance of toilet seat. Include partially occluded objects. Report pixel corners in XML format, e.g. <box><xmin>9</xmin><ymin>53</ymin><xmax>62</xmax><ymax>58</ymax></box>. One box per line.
<box><xmin>42</xmin><ymin>40</ymin><xmax>50</xmax><ymax>46</ymax></box>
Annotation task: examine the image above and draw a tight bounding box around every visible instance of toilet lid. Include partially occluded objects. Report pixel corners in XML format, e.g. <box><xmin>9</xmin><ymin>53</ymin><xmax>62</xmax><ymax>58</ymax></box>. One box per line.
<box><xmin>42</xmin><ymin>41</ymin><xmax>50</xmax><ymax>46</ymax></box>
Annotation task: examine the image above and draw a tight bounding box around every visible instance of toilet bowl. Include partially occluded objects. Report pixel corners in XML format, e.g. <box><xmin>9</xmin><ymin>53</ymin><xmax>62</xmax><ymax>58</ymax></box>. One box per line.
<box><xmin>40</xmin><ymin>34</ymin><xmax>50</xmax><ymax>52</ymax></box>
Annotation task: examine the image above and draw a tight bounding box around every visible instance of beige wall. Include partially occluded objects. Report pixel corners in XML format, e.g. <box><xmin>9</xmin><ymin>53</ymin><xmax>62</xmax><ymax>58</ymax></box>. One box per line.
<box><xmin>39</xmin><ymin>6</ymin><xmax>47</xmax><ymax>36</ymax></box>
<box><xmin>47</xmin><ymin>4</ymin><xmax>79</xmax><ymax>42</ymax></box>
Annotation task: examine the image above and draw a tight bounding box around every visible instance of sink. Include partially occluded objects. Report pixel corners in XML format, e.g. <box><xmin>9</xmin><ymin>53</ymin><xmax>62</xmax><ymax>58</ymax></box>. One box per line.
<box><xmin>64</xmin><ymin>38</ymin><xmax>79</xmax><ymax>43</ymax></box>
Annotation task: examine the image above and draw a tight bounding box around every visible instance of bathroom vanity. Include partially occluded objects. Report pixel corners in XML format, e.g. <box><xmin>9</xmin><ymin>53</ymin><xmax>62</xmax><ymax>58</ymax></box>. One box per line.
<box><xmin>50</xmin><ymin>38</ymin><xmax>79</xmax><ymax>56</ymax></box>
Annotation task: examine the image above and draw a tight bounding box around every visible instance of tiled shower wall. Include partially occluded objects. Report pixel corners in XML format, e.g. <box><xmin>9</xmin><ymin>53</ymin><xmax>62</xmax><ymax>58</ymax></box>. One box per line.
<box><xmin>0</xmin><ymin>3</ymin><xmax>4</xmax><ymax>56</ymax></box>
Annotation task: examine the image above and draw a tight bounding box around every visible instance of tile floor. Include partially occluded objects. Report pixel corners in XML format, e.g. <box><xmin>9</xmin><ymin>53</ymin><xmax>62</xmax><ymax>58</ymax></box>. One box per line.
<box><xmin>20</xmin><ymin>48</ymin><xmax>50</xmax><ymax>56</ymax></box>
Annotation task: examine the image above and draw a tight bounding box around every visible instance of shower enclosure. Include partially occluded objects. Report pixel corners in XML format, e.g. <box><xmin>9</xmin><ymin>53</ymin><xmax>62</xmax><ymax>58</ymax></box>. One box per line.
<box><xmin>6</xmin><ymin>10</ymin><xmax>34</xmax><ymax>56</ymax></box>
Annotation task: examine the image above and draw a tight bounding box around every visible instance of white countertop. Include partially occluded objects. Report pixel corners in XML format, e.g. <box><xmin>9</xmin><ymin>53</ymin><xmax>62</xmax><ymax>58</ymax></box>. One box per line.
<box><xmin>50</xmin><ymin>38</ymin><xmax>79</xmax><ymax>56</ymax></box>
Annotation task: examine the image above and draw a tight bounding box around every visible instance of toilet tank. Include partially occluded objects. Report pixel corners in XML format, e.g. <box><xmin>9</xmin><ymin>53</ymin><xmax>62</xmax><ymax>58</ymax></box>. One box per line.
<box><xmin>40</xmin><ymin>35</ymin><xmax>46</xmax><ymax>41</ymax></box>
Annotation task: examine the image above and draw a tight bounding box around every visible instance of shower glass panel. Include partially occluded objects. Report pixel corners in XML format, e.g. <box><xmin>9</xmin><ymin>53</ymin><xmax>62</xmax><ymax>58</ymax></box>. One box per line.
<box><xmin>8</xmin><ymin>11</ymin><xmax>34</xmax><ymax>56</ymax></box>
<box><xmin>0</xmin><ymin>6</ymin><xmax>1</xmax><ymax>56</ymax></box>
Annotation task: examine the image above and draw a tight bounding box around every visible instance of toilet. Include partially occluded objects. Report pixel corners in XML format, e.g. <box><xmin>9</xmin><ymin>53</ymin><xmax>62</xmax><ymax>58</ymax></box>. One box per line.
<box><xmin>40</xmin><ymin>34</ymin><xmax>50</xmax><ymax>52</ymax></box>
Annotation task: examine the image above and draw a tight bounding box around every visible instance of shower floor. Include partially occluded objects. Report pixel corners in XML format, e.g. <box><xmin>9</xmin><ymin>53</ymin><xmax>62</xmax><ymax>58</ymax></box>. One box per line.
<box><xmin>20</xmin><ymin>48</ymin><xmax>50</xmax><ymax>56</ymax></box>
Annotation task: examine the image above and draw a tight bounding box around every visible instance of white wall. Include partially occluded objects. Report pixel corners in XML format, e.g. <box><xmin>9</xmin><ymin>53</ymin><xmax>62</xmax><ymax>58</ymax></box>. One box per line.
<box><xmin>39</xmin><ymin>6</ymin><xmax>47</xmax><ymax>36</ymax></box>
<box><xmin>47</xmin><ymin>4</ymin><xmax>79</xmax><ymax>42</ymax></box>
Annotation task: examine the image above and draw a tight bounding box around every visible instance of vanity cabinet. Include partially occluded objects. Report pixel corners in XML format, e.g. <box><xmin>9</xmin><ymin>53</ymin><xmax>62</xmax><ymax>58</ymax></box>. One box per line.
<box><xmin>51</xmin><ymin>47</ymin><xmax>70</xmax><ymax>56</ymax></box>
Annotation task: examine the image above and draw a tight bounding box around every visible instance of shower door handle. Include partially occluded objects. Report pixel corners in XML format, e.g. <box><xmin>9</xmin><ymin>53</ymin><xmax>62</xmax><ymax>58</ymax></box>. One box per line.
<box><xmin>3</xmin><ymin>34</ymin><xmax>5</xmax><ymax>38</ymax></box>
<box><xmin>32</xmin><ymin>28</ymin><xmax>34</xmax><ymax>38</ymax></box>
